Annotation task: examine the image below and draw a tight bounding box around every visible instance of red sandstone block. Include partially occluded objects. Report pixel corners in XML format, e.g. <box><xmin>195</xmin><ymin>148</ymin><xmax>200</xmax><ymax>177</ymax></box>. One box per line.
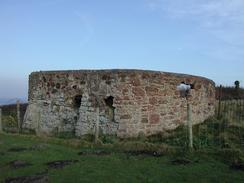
<box><xmin>122</xmin><ymin>88</ymin><xmax>129</xmax><ymax>95</ymax></box>
<box><xmin>195</xmin><ymin>84</ymin><xmax>201</xmax><ymax>90</ymax></box>
<box><xmin>130</xmin><ymin>77</ymin><xmax>141</xmax><ymax>86</ymax></box>
<box><xmin>145</xmin><ymin>86</ymin><xmax>158</xmax><ymax>96</ymax></box>
<box><xmin>122</xmin><ymin>96</ymin><xmax>130</xmax><ymax>100</ymax></box>
<box><xmin>158</xmin><ymin>90</ymin><xmax>167</xmax><ymax>96</ymax></box>
<box><xmin>141</xmin><ymin>73</ymin><xmax>150</xmax><ymax>79</ymax></box>
<box><xmin>132</xmin><ymin>87</ymin><xmax>145</xmax><ymax>96</ymax></box>
<box><xmin>158</xmin><ymin>98</ymin><xmax>168</xmax><ymax>104</ymax></box>
<box><xmin>149</xmin><ymin>114</ymin><xmax>160</xmax><ymax>124</ymax></box>
<box><xmin>149</xmin><ymin>97</ymin><xmax>157</xmax><ymax>105</ymax></box>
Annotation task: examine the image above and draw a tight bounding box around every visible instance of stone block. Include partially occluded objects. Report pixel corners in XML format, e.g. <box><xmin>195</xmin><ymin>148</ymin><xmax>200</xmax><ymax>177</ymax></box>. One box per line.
<box><xmin>149</xmin><ymin>114</ymin><xmax>160</xmax><ymax>124</ymax></box>
<box><xmin>132</xmin><ymin>87</ymin><xmax>145</xmax><ymax>97</ymax></box>
<box><xmin>145</xmin><ymin>86</ymin><xmax>159</xmax><ymax>96</ymax></box>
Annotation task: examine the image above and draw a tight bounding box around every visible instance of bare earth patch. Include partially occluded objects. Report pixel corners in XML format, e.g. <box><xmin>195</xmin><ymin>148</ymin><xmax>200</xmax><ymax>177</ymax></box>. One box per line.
<box><xmin>30</xmin><ymin>144</ymin><xmax>48</xmax><ymax>151</ymax></box>
<box><xmin>78</xmin><ymin>150</ymin><xmax>111</xmax><ymax>156</ymax></box>
<box><xmin>5</xmin><ymin>174</ymin><xmax>48</xmax><ymax>183</ymax></box>
<box><xmin>230</xmin><ymin>161</ymin><xmax>244</xmax><ymax>171</ymax></box>
<box><xmin>8</xmin><ymin>160</ymin><xmax>32</xmax><ymax>169</ymax></box>
<box><xmin>7</xmin><ymin>147</ymin><xmax>28</xmax><ymax>152</ymax></box>
<box><xmin>124</xmin><ymin>150</ymin><xmax>163</xmax><ymax>157</ymax></box>
<box><xmin>46</xmin><ymin>160</ymin><xmax>78</xmax><ymax>169</ymax></box>
<box><xmin>171</xmin><ymin>158</ymin><xmax>194</xmax><ymax>165</ymax></box>
<box><xmin>7</xmin><ymin>144</ymin><xmax>48</xmax><ymax>153</ymax></box>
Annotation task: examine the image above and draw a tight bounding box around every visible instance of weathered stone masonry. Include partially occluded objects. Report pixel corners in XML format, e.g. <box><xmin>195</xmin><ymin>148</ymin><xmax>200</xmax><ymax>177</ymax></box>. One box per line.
<box><xmin>23</xmin><ymin>70</ymin><xmax>215</xmax><ymax>138</ymax></box>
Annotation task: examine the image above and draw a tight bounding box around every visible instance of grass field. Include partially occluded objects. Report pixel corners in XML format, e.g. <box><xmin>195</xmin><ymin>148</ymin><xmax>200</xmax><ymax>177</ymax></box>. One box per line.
<box><xmin>1</xmin><ymin>119</ymin><xmax>244</xmax><ymax>183</ymax></box>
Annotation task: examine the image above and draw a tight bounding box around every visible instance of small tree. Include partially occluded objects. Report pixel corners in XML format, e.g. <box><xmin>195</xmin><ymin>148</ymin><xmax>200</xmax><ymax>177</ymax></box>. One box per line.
<box><xmin>234</xmin><ymin>80</ymin><xmax>240</xmax><ymax>90</ymax></box>
<box><xmin>234</xmin><ymin>80</ymin><xmax>240</xmax><ymax>99</ymax></box>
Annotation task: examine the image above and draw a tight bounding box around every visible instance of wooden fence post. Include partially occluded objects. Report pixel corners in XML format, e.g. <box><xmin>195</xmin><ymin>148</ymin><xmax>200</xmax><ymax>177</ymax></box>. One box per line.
<box><xmin>187</xmin><ymin>103</ymin><xmax>193</xmax><ymax>149</ymax></box>
<box><xmin>217</xmin><ymin>85</ymin><xmax>222</xmax><ymax>119</ymax></box>
<box><xmin>37</xmin><ymin>109</ymin><xmax>41</xmax><ymax>136</ymax></box>
<box><xmin>17</xmin><ymin>100</ymin><xmax>21</xmax><ymax>133</ymax></box>
<box><xmin>0</xmin><ymin>108</ymin><xmax>2</xmax><ymax>133</ymax></box>
<box><xmin>95</xmin><ymin>107</ymin><xmax>100</xmax><ymax>144</ymax></box>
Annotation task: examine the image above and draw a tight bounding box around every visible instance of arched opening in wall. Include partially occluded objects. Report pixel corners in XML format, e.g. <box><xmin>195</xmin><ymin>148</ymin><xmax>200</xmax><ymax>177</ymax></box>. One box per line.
<box><xmin>73</xmin><ymin>95</ymin><xmax>82</xmax><ymax>109</ymax></box>
<box><xmin>104</xmin><ymin>96</ymin><xmax>115</xmax><ymax>122</ymax></box>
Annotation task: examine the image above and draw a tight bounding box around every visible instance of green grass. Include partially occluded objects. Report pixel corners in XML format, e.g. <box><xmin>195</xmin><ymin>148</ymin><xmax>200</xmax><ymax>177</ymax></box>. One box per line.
<box><xmin>1</xmin><ymin>99</ymin><xmax>244</xmax><ymax>182</ymax></box>
<box><xmin>1</xmin><ymin>132</ymin><xmax>244</xmax><ymax>183</ymax></box>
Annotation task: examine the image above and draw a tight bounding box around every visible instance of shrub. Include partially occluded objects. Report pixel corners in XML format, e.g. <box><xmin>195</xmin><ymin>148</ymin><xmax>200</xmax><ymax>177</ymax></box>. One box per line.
<box><xmin>2</xmin><ymin>115</ymin><xmax>17</xmax><ymax>128</ymax></box>
<box><xmin>215</xmin><ymin>148</ymin><xmax>244</xmax><ymax>164</ymax></box>
<box><xmin>100</xmin><ymin>135</ymin><xmax>118</xmax><ymax>144</ymax></box>
<box><xmin>55</xmin><ymin>131</ymin><xmax>76</xmax><ymax>139</ymax></box>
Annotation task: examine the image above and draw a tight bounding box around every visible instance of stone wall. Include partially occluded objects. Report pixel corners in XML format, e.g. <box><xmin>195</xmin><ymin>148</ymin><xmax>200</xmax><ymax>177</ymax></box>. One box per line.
<box><xmin>23</xmin><ymin>70</ymin><xmax>215</xmax><ymax>138</ymax></box>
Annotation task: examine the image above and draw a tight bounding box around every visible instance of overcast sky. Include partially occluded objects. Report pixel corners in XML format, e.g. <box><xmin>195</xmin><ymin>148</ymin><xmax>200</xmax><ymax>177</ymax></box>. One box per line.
<box><xmin>0</xmin><ymin>0</ymin><xmax>244</xmax><ymax>99</ymax></box>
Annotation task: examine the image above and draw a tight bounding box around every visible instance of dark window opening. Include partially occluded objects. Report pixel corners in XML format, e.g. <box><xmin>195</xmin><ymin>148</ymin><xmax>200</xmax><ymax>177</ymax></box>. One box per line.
<box><xmin>104</xmin><ymin>96</ymin><xmax>115</xmax><ymax>122</ymax></box>
<box><xmin>74</xmin><ymin>95</ymin><xmax>82</xmax><ymax>109</ymax></box>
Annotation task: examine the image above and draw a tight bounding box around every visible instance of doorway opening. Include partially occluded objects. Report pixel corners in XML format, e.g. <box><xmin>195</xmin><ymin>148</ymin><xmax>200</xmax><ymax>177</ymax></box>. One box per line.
<box><xmin>73</xmin><ymin>95</ymin><xmax>82</xmax><ymax>109</ymax></box>
<box><xmin>104</xmin><ymin>96</ymin><xmax>115</xmax><ymax>122</ymax></box>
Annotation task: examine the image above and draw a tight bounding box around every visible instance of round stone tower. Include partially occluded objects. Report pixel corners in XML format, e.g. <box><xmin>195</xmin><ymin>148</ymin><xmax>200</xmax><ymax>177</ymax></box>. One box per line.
<box><xmin>23</xmin><ymin>69</ymin><xmax>215</xmax><ymax>137</ymax></box>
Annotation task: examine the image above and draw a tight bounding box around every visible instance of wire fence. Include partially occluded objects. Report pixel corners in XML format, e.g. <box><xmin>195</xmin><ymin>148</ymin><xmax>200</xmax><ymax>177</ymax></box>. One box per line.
<box><xmin>156</xmin><ymin>98</ymin><xmax>244</xmax><ymax>150</ymax></box>
<box><xmin>0</xmin><ymin>87</ymin><xmax>244</xmax><ymax>151</ymax></box>
<box><xmin>213</xmin><ymin>99</ymin><xmax>244</xmax><ymax>147</ymax></box>
<box><xmin>0</xmin><ymin>102</ymin><xmax>27</xmax><ymax>133</ymax></box>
